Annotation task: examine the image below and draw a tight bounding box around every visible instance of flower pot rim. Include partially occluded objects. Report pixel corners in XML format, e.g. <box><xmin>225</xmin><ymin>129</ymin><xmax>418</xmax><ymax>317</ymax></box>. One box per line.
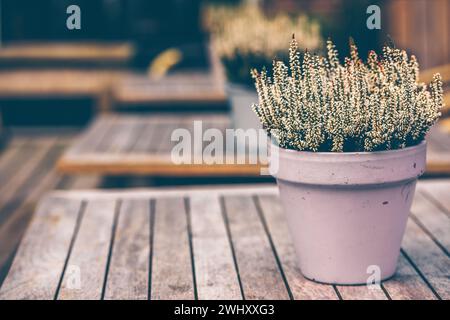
<box><xmin>270</xmin><ymin>140</ymin><xmax>427</xmax><ymax>186</ymax></box>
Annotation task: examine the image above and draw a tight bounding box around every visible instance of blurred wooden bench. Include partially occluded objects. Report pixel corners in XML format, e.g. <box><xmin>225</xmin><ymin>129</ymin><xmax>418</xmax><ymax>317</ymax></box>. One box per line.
<box><xmin>0</xmin><ymin>181</ymin><xmax>448</xmax><ymax>300</ymax></box>
<box><xmin>0</xmin><ymin>42</ymin><xmax>133</xmax><ymax>67</ymax></box>
<box><xmin>111</xmin><ymin>45</ymin><xmax>227</xmax><ymax>109</ymax></box>
<box><xmin>111</xmin><ymin>71</ymin><xmax>227</xmax><ymax>108</ymax></box>
<box><xmin>57</xmin><ymin>114</ymin><xmax>450</xmax><ymax>176</ymax></box>
<box><xmin>57</xmin><ymin>114</ymin><xmax>265</xmax><ymax>176</ymax></box>
<box><xmin>0</xmin><ymin>69</ymin><xmax>122</xmax><ymax>111</ymax></box>
<box><xmin>0</xmin><ymin>43</ymin><xmax>131</xmax><ymax>112</ymax></box>
<box><xmin>0</xmin><ymin>42</ymin><xmax>226</xmax><ymax>113</ymax></box>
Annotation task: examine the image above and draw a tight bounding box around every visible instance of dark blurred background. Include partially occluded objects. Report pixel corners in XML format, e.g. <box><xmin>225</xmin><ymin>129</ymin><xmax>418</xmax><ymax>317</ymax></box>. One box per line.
<box><xmin>0</xmin><ymin>0</ymin><xmax>448</xmax><ymax>127</ymax></box>
<box><xmin>2</xmin><ymin>0</ymin><xmax>449</xmax><ymax>69</ymax></box>
<box><xmin>0</xmin><ymin>0</ymin><xmax>207</xmax><ymax>69</ymax></box>
<box><xmin>265</xmin><ymin>0</ymin><xmax>450</xmax><ymax>69</ymax></box>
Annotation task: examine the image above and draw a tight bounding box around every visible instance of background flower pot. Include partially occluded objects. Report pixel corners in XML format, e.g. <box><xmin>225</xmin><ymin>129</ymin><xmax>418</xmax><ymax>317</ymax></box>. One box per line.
<box><xmin>226</xmin><ymin>83</ymin><xmax>261</xmax><ymax>131</ymax></box>
<box><xmin>270</xmin><ymin>141</ymin><xmax>427</xmax><ymax>285</ymax></box>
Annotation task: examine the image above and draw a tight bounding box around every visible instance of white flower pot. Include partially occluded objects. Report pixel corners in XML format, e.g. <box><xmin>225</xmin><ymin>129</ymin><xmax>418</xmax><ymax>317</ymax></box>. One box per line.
<box><xmin>226</xmin><ymin>83</ymin><xmax>261</xmax><ymax>131</ymax></box>
<box><xmin>270</xmin><ymin>141</ymin><xmax>427</xmax><ymax>284</ymax></box>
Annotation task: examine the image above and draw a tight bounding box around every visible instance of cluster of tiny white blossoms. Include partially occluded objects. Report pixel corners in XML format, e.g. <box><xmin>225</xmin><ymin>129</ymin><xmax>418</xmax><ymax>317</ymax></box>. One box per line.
<box><xmin>205</xmin><ymin>4</ymin><xmax>322</xmax><ymax>84</ymax></box>
<box><xmin>252</xmin><ymin>37</ymin><xmax>444</xmax><ymax>152</ymax></box>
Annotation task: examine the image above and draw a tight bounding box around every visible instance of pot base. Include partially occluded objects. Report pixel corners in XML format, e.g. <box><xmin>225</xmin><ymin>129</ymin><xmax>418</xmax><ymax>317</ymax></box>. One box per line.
<box><xmin>302</xmin><ymin>267</ymin><xmax>397</xmax><ymax>286</ymax></box>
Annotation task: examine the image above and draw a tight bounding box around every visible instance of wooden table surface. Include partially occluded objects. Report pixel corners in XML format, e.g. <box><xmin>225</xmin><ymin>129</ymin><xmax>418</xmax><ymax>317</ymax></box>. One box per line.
<box><xmin>0</xmin><ymin>180</ymin><xmax>448</xmax><ymax>300</ymax></box>
<box><xmin>57</xmin><ymin>114</ymin><xmax>450</xmax><ymax>176</ymax></box>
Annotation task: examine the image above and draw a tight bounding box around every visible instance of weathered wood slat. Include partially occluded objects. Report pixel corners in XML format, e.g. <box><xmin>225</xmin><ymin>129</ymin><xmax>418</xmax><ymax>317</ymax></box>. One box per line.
<box><xmin>223</xmin><ymin>195</ymin><xmax>289</xmax><ymax>300</ymax></box>
<box><xmin>95</xmin><ymin>117</ymin><xmax>148</xmax><ymax>154</ymax></box>
<box><xmin>401</xmin><ymin>219</ymin><xmax>450</xmax><ymax>299</ymax></box>
<box><xmin>155</xmin><ymin>119</ymin><xmax>185</xmax><ymax>154</ymax></box>
<box><xmin>336</xmin><ymin>251</ymin><xmax>436</xmax><ymax>300</ymax></box>
<box><xmin>57</xmin><ymin>199</ymin><xmax>117</xmax><ymax>300</ymax></box>
<box><xmin>256</xmin><ymin>195</ymin><xmax>338</xmax><ymax>300</ymax></box>
<box><xmin>67</xmin><ymin>116</ymin><xmax>117</xmax><ymax>156</ymax></box>
<box><xmin>0</xmin><ymin>141</ymin><xmax>66</xmax><ymax>268</ymax></box>
<box><xmin>382</xmin><ymin>253</ymin><xmax>437</xmax><ymax>300</ymax></box>
<box><xmin>62</xmin><ymin>175</ymin><xmax>103</xmax><ymax>190</ymax></box>
<box><xmin>0</xmin><ymin>139</ymin><xmax>57</xmax><ymax>210</ymax></box>
<box><xmin>95</xmin><ymin>118</ymin><xmax>125</xmax><ymax>153</ymax></box>
<box><xmin>130</xmin><ymin>119</ymin><xmax>160</xmax><ymax>153</ymax></box>
<box><xmin>337</xmin><ymin>285</ymin><xmax>388</xmax><ymax>300</ymax></box>
<box><xmin>114</xmin><ymin>120</ymin><xmax>148</xmax><ymax>154</ymax></box>
<box><xmin>104</xmin><ymin>199</ymin><xmax>150</xmax><ymax>300</ymax></box>
<box><xmin>151</xmin><ymin>198</ymin><xmax>194</xmax><ymax>300</ymax></box>
<box><xmin>419</xmin><ymin>181</ymin><xmax>450</xmax><ymax>218</ymax></box>
<box><xmin>0</xmin><ymin>141</ymin><xmax>27</xmax><ymax>185</ymax></box>
<box><xmin>189</xmin><ymin>194</ymin><xmax>241</xmax><ymax>300</ymax></box>
<box><xmin>0</xmin><ymin>196</ymin><xmax>82</xmax><ymax>300</ymax></box>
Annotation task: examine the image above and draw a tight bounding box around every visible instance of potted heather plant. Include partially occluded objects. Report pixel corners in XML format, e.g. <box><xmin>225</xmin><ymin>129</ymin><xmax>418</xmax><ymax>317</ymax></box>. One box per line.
<box><xmin>206</xmin><ymin>3</ymin><xmax>322</xmax><ymax>130</ymax></box>
<box><xmin>252</xmin><ymin>37</ymin><xmax>443</xmax><ymax>284</ymax></box>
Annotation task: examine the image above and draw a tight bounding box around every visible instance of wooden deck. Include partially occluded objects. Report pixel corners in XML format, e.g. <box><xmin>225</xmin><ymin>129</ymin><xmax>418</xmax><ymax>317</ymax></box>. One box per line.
<box><xmin>58</xmin><ymin>114</ymin><xmax>450</xmax><ymax>176</ymax></box>
<box><xmin>0</xmin><ymin>181</ymin><xmax>448</xmax><ymax>300</ymax></box>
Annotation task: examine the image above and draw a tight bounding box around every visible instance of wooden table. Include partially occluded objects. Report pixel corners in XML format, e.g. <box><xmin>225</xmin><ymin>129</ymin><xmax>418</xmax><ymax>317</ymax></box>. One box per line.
<box><xmin>0</xmin><ymin>181</ymin><xmax>449</xmax><ymax>300</ymax></box>
<box><xmin>57</xmin><ymin>114</ymin><xmax>266</xmax><ymax>176</ymax></box>
<box><xmin>0</xmin><ymin>69</ymin><xmax>227</xmax><ymax>113</ymax></box>
<box><xmin>0</xmin><ymin>69</ymin><xmax>122</xmax><ymax>111</ymax></box>
<box><xmin>57</xmin><ymin>114</ymin><xmax>450</xmax><ymax>176</ymax></box>
<box><xmin>111</xmin><ymin>71</ymin><xmax>227</xmax><ymax>107</ymax></box>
